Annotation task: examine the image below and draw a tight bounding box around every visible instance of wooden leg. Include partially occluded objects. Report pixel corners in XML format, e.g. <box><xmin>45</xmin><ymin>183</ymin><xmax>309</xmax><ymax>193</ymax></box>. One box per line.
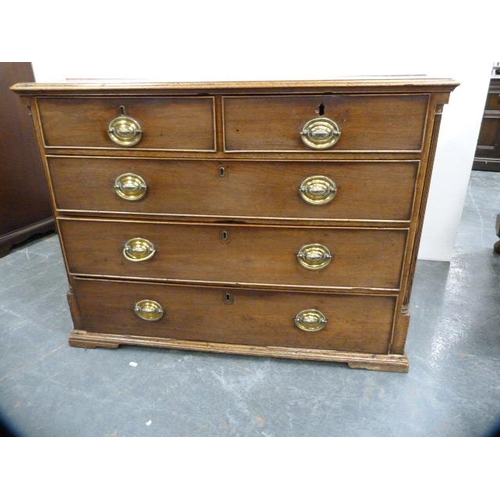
<box><xmin>69</xmin><ymin>330</ymin><xmax>120</xmax><ymax>349</ymax></box>
<box><xmin>67</xmin><ymin>329</ymin><xmax>410</xmax><ymax>373</ymax></box>
<box><xmin>348</xmin><ymin>358</ymin><xmax>409</xmax><ymax>373</ymax></box>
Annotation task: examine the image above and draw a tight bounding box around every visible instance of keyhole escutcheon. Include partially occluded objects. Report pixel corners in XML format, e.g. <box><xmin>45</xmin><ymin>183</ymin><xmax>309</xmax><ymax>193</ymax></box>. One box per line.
<box><xmin>220</xmin><ymin>230</ymin><xmax>230</xmax><ymax>242</ymax></box>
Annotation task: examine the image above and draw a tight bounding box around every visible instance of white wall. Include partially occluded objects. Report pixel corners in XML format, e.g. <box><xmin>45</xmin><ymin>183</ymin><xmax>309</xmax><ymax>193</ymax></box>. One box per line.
<box><xmin>29</xmin><ymin>0</ymin><xmax>498</xmax><ymax>261</ymax></box>
<box><xmin>419</xmin><ymin>63</ymin><xmax>492</xmax><ymax>260</ymax></box>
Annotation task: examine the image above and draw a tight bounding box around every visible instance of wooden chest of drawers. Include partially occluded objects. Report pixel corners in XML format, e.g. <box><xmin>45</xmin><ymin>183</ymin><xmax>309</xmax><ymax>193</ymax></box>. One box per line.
<box><xmin>12</xmin><ymin>78</ymin><xmax>458</xmax><ymax>372</ymax></box>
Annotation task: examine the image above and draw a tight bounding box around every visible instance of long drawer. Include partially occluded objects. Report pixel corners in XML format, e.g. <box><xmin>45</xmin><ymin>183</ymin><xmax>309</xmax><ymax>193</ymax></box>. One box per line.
<box><xmin>59</xmin><ymin>219</ymin><xmax>407</xmax><ymax>290</ymax></box>
<box><xmin>72</xmin><ymin>278</ymin><xmax>397</xmax><ymax>354</ymax></box>
<box><xmin>37</xmin><ymin>97</ymin><xmax>216</xmax><ymax>151</ymax></box>
<box><xmin>48</xmin><ymin>157</ymin><xmax>418</xmax><ymax>222</ymax></box>
<box><xmin>223</xmin><ymin>94</ymin><xmax>429</xmax><ymax>152</ymax></box>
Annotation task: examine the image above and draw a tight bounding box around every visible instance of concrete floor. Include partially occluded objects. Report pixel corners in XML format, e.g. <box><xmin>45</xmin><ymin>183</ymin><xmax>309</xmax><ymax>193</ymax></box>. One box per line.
<box><xmin>1</xmin><ymin>170</ymin><xmax>499</xmax><ymax>437</ymax></box>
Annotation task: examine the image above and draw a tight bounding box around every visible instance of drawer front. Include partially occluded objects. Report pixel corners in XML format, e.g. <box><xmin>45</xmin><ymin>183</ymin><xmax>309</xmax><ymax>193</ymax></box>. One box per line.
<box><xmin>223</xmin><ymin>94</ymin><xmax>429</xmax><ymax>152</ymax></box>
<box><xmin>48</xmin><ymin>157</ymin><xmax>418</xmax><ymax>222</ymax></box>
<box><xmin>73</xmin><ymin>278</ymin><xmax>397</xmax><ymax>354</ymax></box>
<box><xmin>60</xmin><ymin>219</ymin><xmax>407</xmax><ymax>290</ymax></box>
<box><xmin>477</xmin><ymin>117</ymin><xmax>500</xmax><ymax>149</ymax></box>
<box><xmin>485</xmin><ymin>83</ymin><xmax>500</xmax><ymax>111</ymax></box>
<box><xmin>37</xmin><ymin>97</ymin><xmax>215</xmax><ymax>151</ymax></box>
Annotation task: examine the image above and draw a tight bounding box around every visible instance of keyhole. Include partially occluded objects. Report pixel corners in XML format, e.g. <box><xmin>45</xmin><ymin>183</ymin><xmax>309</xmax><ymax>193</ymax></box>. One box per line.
<box><xmin>318</xmin><ymin>103</ymin><xmax>325</xmax><ymax>116</ymax></box>
<box><xmin>220</xmin><ymin>230</ymin><xmax>230</xmax><ymax>242</ymax></box>
<box><xmin>219</xmin><ymin>165</ymin><xmax>226</xmax><ymax>178</ymax></box>
<box><xmin>223</xmin><ymin>292</ymin><xmax>234</xmax><ymax>305</ymax></box>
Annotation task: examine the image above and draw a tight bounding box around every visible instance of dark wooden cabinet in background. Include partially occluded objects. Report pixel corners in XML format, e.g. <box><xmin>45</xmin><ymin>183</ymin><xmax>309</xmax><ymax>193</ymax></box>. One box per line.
<box><xmin>0</xmin><ymin>62</ymin><xmax>54</xmax><ymax>256</ymax></box>
<box><xmin>473</xmin><ymin>67</ymin><xmax>500</xmax><ymax>172</ymax></box>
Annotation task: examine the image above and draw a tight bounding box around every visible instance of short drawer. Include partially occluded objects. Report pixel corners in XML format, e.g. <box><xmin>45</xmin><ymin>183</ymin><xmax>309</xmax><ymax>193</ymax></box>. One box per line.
<box><xmin>37</xmin><ymin>97</ymin><xmax>215</xmax><ymax>151</ymax></box>
<box><xmin>60</xmin><ymin>219</ymin><xmax>407</xmax><ymax>290</ymax></box>
<box><xmin>48</xmin><ymin>157</ymin><xmax>418</xmax><ymax>222</ymax></box>
<box><xmin>485</xmin><ymin>83</ymin><xmax>500</xmax><ymax>111</ymax></box>
<box><xmin>72</xmin><ymin>278</ymin><xmax>397</xmax><ymax>354</ymax></box>
<box><xmin>223</xmin><ymin>94</ymin><xmax>429</xmax><ymax>152</ymax></box>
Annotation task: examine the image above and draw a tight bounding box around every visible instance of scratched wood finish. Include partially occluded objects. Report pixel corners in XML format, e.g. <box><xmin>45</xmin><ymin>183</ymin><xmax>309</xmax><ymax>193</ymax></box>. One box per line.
<box><xmin>71</xmin><ymin>278</ymin><xmax>397</xmax><ymax>354</ymax></box>
<box><xmin>47</xmin><ymin>157</ymin><xmax>419</xmax><ymax>222</ymax></box>
<box><xmin>12</xmin><ymin>78</ymin><xmax>458</xmax><ymax>95</ymax></box>
<box><xmin>223</xmin><ymin>94</ymin><xmax>429</xmax><ymax>152</ymax></box>
<box><xmin>37</xmin><ymin>97</ymin><xmax>216</xmax><ymax>150</ymax></box>
<box><xmin>59</xmin><ymin>218</ymin><xmax>407</xmax><ymax>290</ymax></box>
<box><xmin>12</xmin><ymin>78</ymin><xmax>459</xmax><ymax>372</ymax></box>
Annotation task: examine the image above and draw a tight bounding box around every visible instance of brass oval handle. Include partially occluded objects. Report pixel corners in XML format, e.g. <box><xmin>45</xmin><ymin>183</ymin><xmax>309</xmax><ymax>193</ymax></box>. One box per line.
<box><xmin>108</xmin><ymin>107</ymin><xmax>142</xmax><ymax>147</ymax></box>
<box><xmin>114</xmin><ymin>173</ymin><xmax>147</xmax><ymax>201</ymax></box>
<box><xmin>300</xmin><ymin>117</ymin><xmax>341</xmax><ymax>149</ymax></box>
<box><xmin>297</xmin><ymin>243</ymin><xmax>332</xmax><ymax>270</ymax></box>
<box><xmin>294</xmin><ymin>309</ymin><xmax>328</xmax><ymax>332</ymax></box>
<box><xmin>134</xmin><ymin>299</ymin><xmax>164</xmax><ymax>321</ymax></box>
<box><xmin>299</xmin><ymin>175</ymin><xmax>337</xmax><ymax>205</ymax></box>
<box><xmin>123</xmin><ymin>237</ymin><xmax>156</xmax><ymax>262</ymax></box>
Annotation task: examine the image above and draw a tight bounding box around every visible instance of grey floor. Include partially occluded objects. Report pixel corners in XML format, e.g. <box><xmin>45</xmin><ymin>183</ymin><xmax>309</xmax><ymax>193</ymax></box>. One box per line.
<box><xmin>1</xmin><ymin>171</ymin><xmax>499</xmax><ymax>437</ymax></box>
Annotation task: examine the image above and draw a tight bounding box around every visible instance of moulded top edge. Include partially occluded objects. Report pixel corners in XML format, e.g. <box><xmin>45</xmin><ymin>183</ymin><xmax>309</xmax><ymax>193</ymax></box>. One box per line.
<box><xmin>10</xmin><ymin>77</ymin><xmax>460</xmax><ymax>96</ymax></box>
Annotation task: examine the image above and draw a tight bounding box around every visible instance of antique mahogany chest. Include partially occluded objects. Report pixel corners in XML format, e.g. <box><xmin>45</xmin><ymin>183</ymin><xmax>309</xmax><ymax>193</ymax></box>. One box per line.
<box><xmin>12</xmin><ymin>78</ymin><xmax>458</xmax><ymax>372</ymax></box>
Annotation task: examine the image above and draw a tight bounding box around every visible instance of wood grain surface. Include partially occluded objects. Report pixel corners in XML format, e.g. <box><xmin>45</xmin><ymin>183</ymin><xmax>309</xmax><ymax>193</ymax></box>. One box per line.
<box><xmin>12</xmin><ymin>78</ymin><xmax>458</xmax><ymax>371</ymax></box>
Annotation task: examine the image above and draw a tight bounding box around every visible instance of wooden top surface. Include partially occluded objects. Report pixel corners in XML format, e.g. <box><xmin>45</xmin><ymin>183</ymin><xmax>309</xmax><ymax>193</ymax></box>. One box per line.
<box><xmin>11</xmin><ymin>77</ymin><xmax>459</xmax><ymax>96</ymax></box>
